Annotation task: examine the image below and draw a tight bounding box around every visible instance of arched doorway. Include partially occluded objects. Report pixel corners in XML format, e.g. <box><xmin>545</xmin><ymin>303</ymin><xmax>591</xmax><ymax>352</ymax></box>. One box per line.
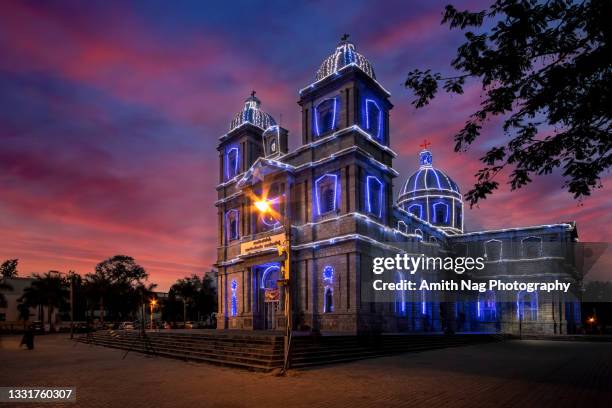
<box><xmin>259</xmin><ymin>264</ymin><xmax>281</xmax><ymax>330</ymax></box>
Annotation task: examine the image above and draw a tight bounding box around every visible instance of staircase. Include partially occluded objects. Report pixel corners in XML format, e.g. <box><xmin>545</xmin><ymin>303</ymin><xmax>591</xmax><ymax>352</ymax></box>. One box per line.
<box><xmin>75</xmin><ymin>331</ymin><xmax>506</xmax><ymax>371</ymax></box>
<box><xmin>75</xmin><ymin>330</ymin><xmax>284</xmax><ymax>371</ymax></box>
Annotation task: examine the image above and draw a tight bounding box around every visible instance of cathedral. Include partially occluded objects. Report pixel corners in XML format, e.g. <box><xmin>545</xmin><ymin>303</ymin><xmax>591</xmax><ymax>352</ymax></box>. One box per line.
<box><xmin>215</xmin><ymin>38</ymin><xmax>581</xmax><ymax>335</ymax></box>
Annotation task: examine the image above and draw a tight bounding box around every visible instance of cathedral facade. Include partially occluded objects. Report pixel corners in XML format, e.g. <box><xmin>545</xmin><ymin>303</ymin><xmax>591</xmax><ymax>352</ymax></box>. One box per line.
<box><xmin>215</xmin><ymin>39</ymin><xmax>581</xmax><ymax>335</ymax></box>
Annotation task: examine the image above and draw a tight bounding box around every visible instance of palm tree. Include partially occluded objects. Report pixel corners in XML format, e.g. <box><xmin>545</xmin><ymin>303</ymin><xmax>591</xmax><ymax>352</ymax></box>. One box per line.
<box><xmin>19</xmin><ymin>271</ymin><xmax>69</xmax><ymax>331</ymax></box>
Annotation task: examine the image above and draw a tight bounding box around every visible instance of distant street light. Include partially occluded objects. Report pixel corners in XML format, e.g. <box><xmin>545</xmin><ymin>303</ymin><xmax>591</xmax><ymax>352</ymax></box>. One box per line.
<box><xmin>149</xmin><ymin>298</ymin><xmax>158</xmax><ymax>330</ymax></box>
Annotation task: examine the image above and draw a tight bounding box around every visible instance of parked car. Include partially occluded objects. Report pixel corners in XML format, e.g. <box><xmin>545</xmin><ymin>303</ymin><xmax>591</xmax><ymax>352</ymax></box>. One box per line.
<box><xmin>74</xmin><ymin>322</ymin><xmax>90</xmax><ymax>333</ymax></box>
<box><xmin>119</xmin><ymin>321</ymin><xmax>136</xmax><ymax>330</ymax></box>
<box><xmin>29</xmin><ymin>321</ymin><xmax>45</xmax><ymax>334</ymax></box>
<box><xmin>185</xmin><ymin>321</ymin><xmax>207</xmax><ymax>329</ymax></box>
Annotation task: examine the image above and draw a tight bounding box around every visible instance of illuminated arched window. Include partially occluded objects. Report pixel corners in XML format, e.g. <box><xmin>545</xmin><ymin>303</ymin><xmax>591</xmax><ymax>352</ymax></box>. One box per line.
<box><xmin>407</xmin><ymin>203</ymin><xmax>423</xmax><ymax>219</ymax></box>
<box><xmin>517</xmin><ymin>291</ymin><xmax>538</xmax><ymax>321</ymax></box>
<box><xmin>258</xmin><ymin>183</ymin><xmax>281</xmax><ymax>231</ymax></box>
<box><xmin>315</xmin><ymin>174</ymin><xmax>339</xmax><ymax>215</ymax></box>
<box><xmin>324</xmin><ymin>287</ymin><xmax>333</xmax><ymax>313</ymax></box>
<box><xmin>366</xmin><ymin>175</ymin><xmax>383</xmax><ymax>218</ymax></box>
<box><xmin>314</xmin><ymin>97</ymin><xmax>339</xmax><ymax>136</ymax></box>
<box><xmin>261</xmin><ymin>265</ymin><xmax>280</xmax><ymax>289</ymax></box>
<box><xmin>397</xmin><ymin>220</ymin><xmax>407</xmax><ymax>233</ymax></box>
<box><xmin>521</xmin><ymin>236</ymin><xmax>543</xmax><ymax>259</ymax></box>
<box><xmin>365</xmin><ymin>99</ymin><xmax>383</xmax><ymax>141</ymax></box>
<box><xmin>323</xmin><ymin>266</ymin><xmax>334</xmax><ymax>313</ymax></box>
<box><xmin>230</xmin><ymin>279</ymin><xmax>238</xmax><ymax>317</ymax></box>
<box><xmin>225</xmin><ymin>147</ymin><xmax>240</xmax><ymax>180</ymax></box>
<box><xmin>485</xmin><ymin>239</ymin><xmax>502</xmax><ymax>261</ymax></box>
<box><xmin>432</xmin><ymin>201</ymin><xmax>449</xmax><ymax>224</ymax></box>
<box><xmin>415</xmin><ymin>229</ymin><xmax>423</xmax><ymax>240</ymax></box>
<box><xmin>478</xmin><ymin>290</ymin><xmax>496</xmax><ymax>321</ymax></box>
<box><xmin>225</xmin><ymin>209</ymin><xmax>239</xmax><ymax>242</ymax></box>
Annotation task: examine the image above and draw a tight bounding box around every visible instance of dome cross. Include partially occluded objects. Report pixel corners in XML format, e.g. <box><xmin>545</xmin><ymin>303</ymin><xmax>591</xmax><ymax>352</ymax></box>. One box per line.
<box><xmin>419</xmin><ymin>139</ymin><xmax>432</xmax><ymax>150</ymax></box>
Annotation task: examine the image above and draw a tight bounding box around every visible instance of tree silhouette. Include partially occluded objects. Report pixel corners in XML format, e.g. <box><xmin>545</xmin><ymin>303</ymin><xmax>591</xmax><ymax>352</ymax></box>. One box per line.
<box><xmin>167</xmin><ymin>273</ymin><xmax>217</xmax><ymax>323</ymax></box>
<box><xmin>0</xmin><ymin>279</ymin><xmax>12</xmax><ymax>308</ymax></box>
<box><xmin>0</xmin><ymin>259</ymin><xmax>18</xmax><ymax>278</ymax></box>
<box><xmin>405</xmin><ymin>0</ymin><xmax>611</xmax><ymax>206</ymax></box>
<box><xmin>84</xmin><ymin>255</ymin><xmax>150</xmax><ymax>322</ymax></box>
<box><xmin>19</xmin><ymin>271</ymin><xmax>69</xmax><ymax>331</ymax></box>
<box><xmin>170</xmin><ymin>275</ymin><xmax>201</xmax><ymax>322</ymax></box>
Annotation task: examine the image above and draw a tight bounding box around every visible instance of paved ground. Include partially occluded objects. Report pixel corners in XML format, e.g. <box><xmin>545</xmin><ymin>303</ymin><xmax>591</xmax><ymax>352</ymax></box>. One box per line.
<box><xmin>0</xmin><ymin>334</ymin><xmax>610</xmax><ymax>408</ymax></box>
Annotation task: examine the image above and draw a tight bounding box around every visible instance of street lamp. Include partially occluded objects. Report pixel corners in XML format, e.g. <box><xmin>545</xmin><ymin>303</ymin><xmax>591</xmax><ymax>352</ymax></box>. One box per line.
<box><xmin>254</xmin><ymin>199</ymin><xmax>271</xmax><ymax>213</ymax></box>
<box><xmin>149</xmin><ymin>298</ymin><xmax>158</xmax><ymax>331</ymax></box>
<box><xmin>254</xmin><ymin>197</ymin><xmax>292</xmax><ymax>373</ymax></box>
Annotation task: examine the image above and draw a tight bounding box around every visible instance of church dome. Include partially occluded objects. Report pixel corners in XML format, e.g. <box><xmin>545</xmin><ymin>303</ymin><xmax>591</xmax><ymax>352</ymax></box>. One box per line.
<box><xmin>230</xmin><ymin>92</ymin><xmax>276</xmax><ymax>131</ymax></box>
<box><xmin>402</xmin><ymin>150</ymin><xmax>460</xmax><ymax>195</ymax></box>
<box><xmin>397</xmin><ymin>149</ymin><xmax>463</xmax><ymax>233</ymax></box>
<box><xmin>316</xmin><ymin>36</ymin><xmax>375</xmax><ymax>81</ymax></box>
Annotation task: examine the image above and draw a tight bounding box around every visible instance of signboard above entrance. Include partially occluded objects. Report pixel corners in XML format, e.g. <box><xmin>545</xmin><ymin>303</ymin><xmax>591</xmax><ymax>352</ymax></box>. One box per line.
<box><xmin>240</xmin><ymin>232</ymin><xmax>286</xmax><ymax>256</ymax></box>
<box><xmin>264</xmin><ymin>288</ymin><xmax>279</xmax><ymax>302</ymax></box>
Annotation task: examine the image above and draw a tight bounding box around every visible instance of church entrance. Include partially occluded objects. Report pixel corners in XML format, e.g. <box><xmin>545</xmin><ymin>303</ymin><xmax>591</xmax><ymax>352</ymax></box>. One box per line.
<box><xmin>258</xmin><ymin>263</ymin><xmax>281</xmax><ymax>330</ymax></box>
<box><xmin>264</xmin><ymin>300</ymin><xmax>279</xmax><ymax>330</ymax></box>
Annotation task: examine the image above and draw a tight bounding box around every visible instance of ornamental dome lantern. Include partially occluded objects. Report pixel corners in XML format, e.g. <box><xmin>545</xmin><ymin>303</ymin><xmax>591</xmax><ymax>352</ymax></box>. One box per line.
<box><xmin>229</xmin><ymin>91</ymin><xmax>277</xmax><ymax>132</ymax></box>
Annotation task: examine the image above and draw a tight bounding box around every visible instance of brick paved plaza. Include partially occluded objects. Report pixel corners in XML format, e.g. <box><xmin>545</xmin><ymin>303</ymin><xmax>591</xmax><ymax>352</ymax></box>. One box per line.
<box><xmin>1</xmin><ymin>334</ymin><xmax>611</xmax><ymax>407</ymax></box>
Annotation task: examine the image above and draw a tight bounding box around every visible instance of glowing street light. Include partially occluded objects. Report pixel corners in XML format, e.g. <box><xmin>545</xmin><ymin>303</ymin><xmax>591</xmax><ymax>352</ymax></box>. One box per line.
<box><xmin>254</xmin><ymin>199</ymin><xmax>272</xmax><ymax>213</ymax></box>
<box><xmin>149</xmin><ymin>298</ymin><xmax>158</xmax><ymax>330</ymax></box>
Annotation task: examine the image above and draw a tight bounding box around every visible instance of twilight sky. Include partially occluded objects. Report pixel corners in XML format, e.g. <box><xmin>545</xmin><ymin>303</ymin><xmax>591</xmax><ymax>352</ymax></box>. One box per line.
<box><xmin>1</xmin><ymin>0</ymin><xmax>609</xmax><ymax>290</ymax></box>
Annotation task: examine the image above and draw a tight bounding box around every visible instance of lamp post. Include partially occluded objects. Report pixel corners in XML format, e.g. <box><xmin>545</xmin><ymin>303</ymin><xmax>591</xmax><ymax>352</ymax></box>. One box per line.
<box><xmin>149</xmin><ymin>298</ymin><xmax>157</xmax><ymax>331</ymax></box>
<box><xmin>255</xmin><ymin>197</ymin><xmax>292</xmax><ymax>373</ymax></box>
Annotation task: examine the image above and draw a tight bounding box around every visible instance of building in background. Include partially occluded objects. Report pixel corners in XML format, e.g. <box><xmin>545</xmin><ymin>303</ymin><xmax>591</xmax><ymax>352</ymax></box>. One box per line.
<box><xmin>0</xmin><ymin>276</ymin><xmax>59</xmax><ymax>331</ymax></box>
<box><xmin>214</xmin><ymin>38</ymin><xmax>580</xmax><ymax>335</ymax></box>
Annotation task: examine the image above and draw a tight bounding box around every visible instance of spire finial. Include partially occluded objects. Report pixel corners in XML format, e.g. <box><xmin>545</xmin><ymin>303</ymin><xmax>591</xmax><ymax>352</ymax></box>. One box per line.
<box><xmin>250</xmin><ymin>90</ymin><xmax>256</xmax><ymax>98</ymax></box>
<box><xmin>341</xmin><ymin>33</ymin><xmax>350</xmax><ymax>42</ymax></box>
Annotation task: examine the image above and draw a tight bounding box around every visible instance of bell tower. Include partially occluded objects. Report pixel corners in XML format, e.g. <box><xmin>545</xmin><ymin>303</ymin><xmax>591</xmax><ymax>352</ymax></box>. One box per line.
<box><xmin>298</xmin><ymin>35</ymin><xmax>393</xmax><ymax>149</ymax></box>
<box><xmin>297</xmin><ymin>36</ymin><xmax>396</xmax><ymax>225</ymax></box>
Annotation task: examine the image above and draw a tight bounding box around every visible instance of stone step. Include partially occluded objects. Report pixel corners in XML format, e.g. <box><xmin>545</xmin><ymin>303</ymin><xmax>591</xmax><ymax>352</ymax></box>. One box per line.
<box><xmin>94</xmin><ymin>336</ymin><xmax>283</xmax><ymax>354</ymax></box>
<box><xmin>100</xmin><ymin>331</ymin><xmax>282</xmax><ymax>345</ymax></box>
<box><xmin>75</xmin><ymin>332</ymin><xmax>506</xmax><ymax>371</ymax></box>
<box><xmin>78</xmin><ymin>337</ymin><xmax>281</xmax><ymax>360</ymax></box>
<box><xmin>76</xmin><ymin>338</ymin><xmax>282</xmax><ymax>370</ymax></box>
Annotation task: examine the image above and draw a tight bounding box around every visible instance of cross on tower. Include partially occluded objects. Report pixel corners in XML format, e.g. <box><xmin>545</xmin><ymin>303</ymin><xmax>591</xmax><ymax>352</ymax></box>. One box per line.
<box><xmin>419</xmin><ymin>139</ymin><xmax>432</xmax><ymax>150</ymax></box>
<box><xmin>250</xmin><ymin>90</ymin><xmax>256</xmax><ymax>98</ymax></box>
<box><xmin>341</xmin><ymin>33</ymin><xmax>350</xmax><ymax>41</ymax></box>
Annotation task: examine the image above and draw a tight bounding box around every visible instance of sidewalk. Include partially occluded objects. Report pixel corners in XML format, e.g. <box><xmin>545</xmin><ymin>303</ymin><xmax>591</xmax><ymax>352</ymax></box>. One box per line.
<box><xmin>1</xmin><ymin>334</ymin><xmax>611</xmax><ymax>407</ymax></box>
